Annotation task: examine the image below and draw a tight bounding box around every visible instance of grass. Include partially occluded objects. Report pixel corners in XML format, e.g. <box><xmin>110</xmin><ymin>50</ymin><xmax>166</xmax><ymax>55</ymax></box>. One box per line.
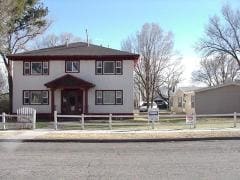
<box><xmin>34</xmin><ymin>116</ymin><xmax>238</xmax><ymax>131</ymax></box>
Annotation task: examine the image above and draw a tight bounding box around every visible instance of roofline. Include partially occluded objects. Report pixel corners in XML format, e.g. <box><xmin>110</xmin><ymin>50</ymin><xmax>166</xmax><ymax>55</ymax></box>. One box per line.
<box><xmin>7</xmin><ymin>54</ymin><xmax>140</xmax><ymax>61</ymax></box>
<box><xmin>195</xmin><ymin>82</ymin><xmax>240</xmax><ymax>93</ymax></box>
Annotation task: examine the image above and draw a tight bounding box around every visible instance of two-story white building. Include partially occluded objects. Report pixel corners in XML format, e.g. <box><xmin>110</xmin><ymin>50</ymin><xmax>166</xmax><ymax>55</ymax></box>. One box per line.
<box><xmin>7</xmin><ymin>42</ymin><xmax>139</xmax><ymax>119</ymax></box>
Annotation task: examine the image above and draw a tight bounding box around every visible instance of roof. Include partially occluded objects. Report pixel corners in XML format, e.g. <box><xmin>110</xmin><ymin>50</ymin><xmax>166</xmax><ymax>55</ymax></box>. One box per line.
<box><xmin>179</xmin><ymin>86</ymin><xmax>202</xmax><ymax>93</ymax></box>
<box><xmin>195</xmin><ymin>82</ymin><xmax>240</xmax><ymax>93</ymax></box>
<box><xmin>44</xmin><ymin>74</ymin><xmax>95</xmax><ymax>89</ymax></box>
<box><xmin>7</xmin><ymin>42</ymin><xmax>139</xmax><ymax>61</ymax></box>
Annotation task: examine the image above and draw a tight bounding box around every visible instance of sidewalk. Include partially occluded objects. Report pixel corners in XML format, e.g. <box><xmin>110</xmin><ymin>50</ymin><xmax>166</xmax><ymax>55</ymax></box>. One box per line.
<box><xmin>1</xmin><ymin>128</ymin><xmax>240</xmax><ymax>142</ymax></box>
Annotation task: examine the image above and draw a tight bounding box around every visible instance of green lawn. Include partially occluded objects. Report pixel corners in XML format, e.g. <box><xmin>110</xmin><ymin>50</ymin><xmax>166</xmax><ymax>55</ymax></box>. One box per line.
<box><xmin>34</xmin><ymin>116</ymin><xmax>238</xmax><ymax>131</ymax></box>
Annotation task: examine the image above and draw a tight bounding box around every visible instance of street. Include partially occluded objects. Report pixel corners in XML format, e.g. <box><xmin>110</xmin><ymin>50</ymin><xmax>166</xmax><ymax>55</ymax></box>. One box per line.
<box><xmin>0</xmin><ymin>140</ymin><xmax>240</xmax><ymax>179</ymax></box>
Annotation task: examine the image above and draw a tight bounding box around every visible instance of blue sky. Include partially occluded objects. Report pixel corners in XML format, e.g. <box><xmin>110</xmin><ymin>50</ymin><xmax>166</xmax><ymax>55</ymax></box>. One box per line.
<box><xmin>43</xmin><ymin>0</ymin><xmax>240</xmax><ymax>85</ymax></box>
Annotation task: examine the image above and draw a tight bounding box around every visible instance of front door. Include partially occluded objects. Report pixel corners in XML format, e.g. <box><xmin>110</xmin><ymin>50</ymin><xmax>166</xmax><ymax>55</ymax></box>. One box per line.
<box><xmin>61</xmin><ymin>90</ymin><xmax>83</xmax><ymax>114</ymax></box>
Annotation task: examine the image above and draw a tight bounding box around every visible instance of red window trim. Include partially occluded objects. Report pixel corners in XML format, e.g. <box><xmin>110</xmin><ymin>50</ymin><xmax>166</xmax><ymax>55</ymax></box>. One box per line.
<box><xmin>23</xmin><ymin>60</ymin><xmax>49</xmax><ymax>75</ymax></box>
<box><xmin>23</xmin><ymin>90</ymin><xmax>49</xmax><ymax>105</ymax></box>
<box><xmin>95</xmin><ymin>60</ymin><xmax>123</xmax><ymax>75</ymax></box>
<box><xmin>65</xmin><ymin>60</ymin><xmax>80</xmax><ymax>73</ymax></box>
<box><xmin>95</xmin><ymin>90</ymin><xmax>123</xmax><ymax>105</ymax></box>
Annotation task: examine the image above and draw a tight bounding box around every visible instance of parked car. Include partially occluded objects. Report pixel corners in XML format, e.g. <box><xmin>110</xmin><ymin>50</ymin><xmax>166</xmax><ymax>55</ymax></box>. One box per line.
<box><xmin>139</xmin><ymin>102</ymin><xmax>158</xmax><ymax>112</ymax></box>
<box><xmin>154</xmin><ymin>99</ymin><xmax>168</xmax><ymax>109</ymax></box>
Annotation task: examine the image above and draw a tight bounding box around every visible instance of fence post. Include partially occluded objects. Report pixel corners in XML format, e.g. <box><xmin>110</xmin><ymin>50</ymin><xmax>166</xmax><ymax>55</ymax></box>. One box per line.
<box><xmin>2</xmin><ymin>112</ymin><xmax>6</xmax><ymax>130</ymax></box>
<box><xmin>109</xmin><ymin>114</ymin><xmax>112</xmax><ymax>130</ymax></box>
<box><xmin>32</xmin><ymin>110</ymin><xmax>36</xmax><ymax>130</ymax></box>
<box><xmin>234</xmin><ymin>112</ymin><xmax>237</xmax><ymax>128</ymax></box>
<box><xmin>151</xmin><ymin>119</ymin><xmax>155</xmax><ymax>129</ymax></box>
<box><xmin>81</xmin><ymin>114</ymin><xmax>84</xmax><ymax>130</ymax></box>
<box><xmin>193</xmin><ymin>113</ymin><xmax>197</xmax><ymax>129</ymax></box>
<box><xmin>54</xmin><ymin>110</ymin><xmax>57</xmax><ymax>130</ymax></box>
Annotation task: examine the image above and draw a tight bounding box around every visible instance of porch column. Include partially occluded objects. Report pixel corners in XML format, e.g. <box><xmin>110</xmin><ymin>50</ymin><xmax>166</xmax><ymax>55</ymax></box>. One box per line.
<box><xmin>84</xmin><ymin>88</ymin><xmax>88</xmax><ymax>114</ymax></box>
<box><xmin>51</xmin><ymin>88</ymin><xmax>55</xmax><ymax>116</ymax></box>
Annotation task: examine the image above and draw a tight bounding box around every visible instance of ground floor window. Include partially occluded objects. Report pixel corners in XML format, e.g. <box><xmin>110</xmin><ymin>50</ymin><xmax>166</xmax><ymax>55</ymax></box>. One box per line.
<box><xmin>95</xmin><ymin>90</ymin><xmax>123</xmax><ymax>105</ymax></box>
<box><xmin>23</xmin><ymin>90</ymin><xmax>49</xmax><ymax>105</ymax></box>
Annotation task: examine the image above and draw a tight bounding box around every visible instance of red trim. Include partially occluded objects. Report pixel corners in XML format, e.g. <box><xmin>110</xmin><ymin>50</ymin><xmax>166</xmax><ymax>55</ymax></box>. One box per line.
<box><xmin>51</xmin><ymin>89</ymin><xmax>55</xmax><ymax>115</ymax></box>
<box><xmin>95</xmin><ymin>90</ymin><xmax>123</xmax><ymax>105</ymax></box>
<box><xmin>65</xmin><ymin>60</ymin><xmax>80</xmax><ymax>73</ymax></box>
<box><xmin>23</xmin><ymin>60</ymin><xmax>49</xmax><ymax>75</ymax></box>
<box><xmin>95</xmin><ymin>60</ymin><xmax>123</xmax><ymax>75</ymax></box>
<box><xmin>22</xmin><ymin>90</ymin><xmax>49</xmax><ymax>105</ymax></box>
<box><xmin>44</xmin><ymin>74</ymin><xmax>95</xmax><ymax>89</ymax></box>
<box><xmin>7</xmin><ymin>55</ymin><xmax>139</xmax><ymax>61</ymax></box>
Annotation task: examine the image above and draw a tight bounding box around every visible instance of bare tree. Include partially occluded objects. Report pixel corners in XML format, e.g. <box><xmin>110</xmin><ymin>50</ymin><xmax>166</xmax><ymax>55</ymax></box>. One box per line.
<box><xmin>122</xmin><ymin>23</ymin><xmax>179</xmax><ymax>108</ymax></box>
<box><xmin>0</xmin><ymin>65</ymin><xmax>7</xmax><ymax>94</ymax></box>
<box><xmin>33</xmin><ymin>32</ymin><xmax>81</xmax><ymax>49</ymax></box>
<box><xmin>0</xmin><ymin>0</ymin><xmax>49</xmax><ymax>112</ymax></box>
<box><xmin>192</xmin><ymin>53</ymin><xmax>240</xmax><ymax>86</ymax></box>
<box><xmin>156</xmin><ymin>60</ymin><xmax>183</xmax><ymax>107</ymax></box>
<box><xmin>197</xmin><ymin>4</ymin><xmax>240</xmax><ymax>68</ymax></box>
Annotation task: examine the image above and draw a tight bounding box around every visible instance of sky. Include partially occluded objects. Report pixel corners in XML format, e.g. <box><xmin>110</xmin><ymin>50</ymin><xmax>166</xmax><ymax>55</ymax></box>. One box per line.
<box><xmin>43</xmin><ymin>0</ymin><xmax>240</xmax><ymax>86</ymax></box>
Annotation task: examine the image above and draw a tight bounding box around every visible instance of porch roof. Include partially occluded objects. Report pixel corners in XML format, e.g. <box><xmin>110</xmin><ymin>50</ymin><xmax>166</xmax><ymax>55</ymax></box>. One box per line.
<box><xmin>44</xmin><ymin>74</ymin><xmax>95</xmax><ymax>89</ymax></box>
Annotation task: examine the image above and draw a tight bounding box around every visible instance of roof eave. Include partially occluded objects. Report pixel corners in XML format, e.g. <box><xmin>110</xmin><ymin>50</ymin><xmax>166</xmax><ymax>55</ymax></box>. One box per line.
<box><xmin>7</xmin><ymin>54</ymin><xmax>140</xmax><ymax>61</ymax></box>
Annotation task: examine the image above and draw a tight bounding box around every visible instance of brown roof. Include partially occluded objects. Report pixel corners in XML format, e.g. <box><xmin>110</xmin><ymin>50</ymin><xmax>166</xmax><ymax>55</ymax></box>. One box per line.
<box><xmin>7</xmin><ymin>42</ymin><xmax>139</xmax><ymax>61</ymax></box>
<box><xmin>44</xmin><ymin>74</ymin><xmax>95</xmax><ymax>89</ymax></box>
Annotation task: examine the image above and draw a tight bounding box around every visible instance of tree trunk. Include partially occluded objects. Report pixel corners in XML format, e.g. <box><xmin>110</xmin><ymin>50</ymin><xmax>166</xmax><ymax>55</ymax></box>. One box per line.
<box><xmin>8</xmin><ymin>73</ymin><xmax>13</xmax><ymax>113</ymax></box>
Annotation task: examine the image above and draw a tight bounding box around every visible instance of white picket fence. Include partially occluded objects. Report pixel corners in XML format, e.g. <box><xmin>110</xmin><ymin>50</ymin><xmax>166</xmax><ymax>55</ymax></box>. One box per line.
<box><xmin>53</xmin><ymin>111</ymin><xmax>240</xmax><ymax>130</ymax></box>
<box><xmin>0</xmin><ymin>107</ymin><xmax>36</xmax><ymax>130</ymax></box>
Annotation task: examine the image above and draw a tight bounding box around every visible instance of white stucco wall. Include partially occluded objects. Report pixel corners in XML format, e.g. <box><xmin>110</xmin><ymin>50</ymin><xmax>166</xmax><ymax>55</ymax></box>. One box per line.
<box><xmin>12</xmin><ymin>60</ymin><xmax>134</xmax><ymax>114</ymax></box>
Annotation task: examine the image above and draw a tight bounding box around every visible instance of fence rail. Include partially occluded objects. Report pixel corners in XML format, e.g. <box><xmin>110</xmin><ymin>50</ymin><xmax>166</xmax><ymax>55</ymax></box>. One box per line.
<box><xmin>53</xmin><ymin>111</ymin><xmax>240</xmax><ymax>131</ymax></box>
<box><xmin>1</xmin><ymin>111</ymin><xmax>240</xmax><ymax>130</ymax></box>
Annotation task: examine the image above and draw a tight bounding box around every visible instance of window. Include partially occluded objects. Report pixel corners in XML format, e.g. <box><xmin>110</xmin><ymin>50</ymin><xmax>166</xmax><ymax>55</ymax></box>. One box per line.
<box><xmin>31</xmin><ymin>62</ymin><xmax>42</xmax><ymax>75</ymax></box>
<box><xmin>24</xmin><ymin>61</ymin><xmax>49</xmax><ymax>75</ymax></box>
<box><xmin>191</xmin><ymin>95</ymin><xmax>195</xmax><ymax>108</ymax></box>
<box><xmin>23</xmin><ymin>62</ymin><xmax>30</xmax><ymax>75</ymax></box>
<box><xmin>96</xmin><ymin>91</ymin><xmax>103</xmax><ymax>104</ymax></box>
<box><xmin>95</xmin><ymin>60</ymin><xmax>122</xmax><ymax>75</ymax></box>
<box><xmin>103</xmin><ymin>91</ymin><xmax>115</xmax><ymax>104</ymax></box>
<box><xmin>116</xmin><ymin>91</ymin><xmax>123</xmax><ymax>104</ymax></box>
<box><xmin>23</xmin><ymin>90</ymin><xmax>49</xmax><ymax>105</ymax></box>
<box><xmin>116</xmin><ymin>61</ymin><xmax>122</xmax><ymax>74</ymax></box>
<box><xmin>95</xmin><ymin>90</ymin><xmax>123</xmax><ymax>105</ymax></box>
<box><xmin>96</xmin><ymin>61</ymin><xmax>103</xmax><ymax>74</ymax></box>
<box><xmin>23</xmin><ymin>91</ymin><xmax>30</xmax><ymax>104</ymax></box>
<box><xmin>43</xmin><ymin>62</ymin><xmax>49</xmax><ymax>75</ymax></box>
<box><xmin>103</xmin><ymin>61</ymin><xmax>115</xmax><ymax>74</ymax></box>
<box><xmin>65</xmin><ymin>61</ymin><xmax>80</xmax><ymax>73</ymax></box>
<box><xmin>178</xmin><ymin>97</ymin><xmax>182</xmax><ymax>107</ymax></box>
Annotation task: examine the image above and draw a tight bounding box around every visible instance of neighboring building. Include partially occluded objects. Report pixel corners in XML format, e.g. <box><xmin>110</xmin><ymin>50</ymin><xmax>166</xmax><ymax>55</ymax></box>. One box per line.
<box><xmin>194</xmin><ymin>83</ymin><xmax>240</xmax><ymax>114</ymax></box>
<box><xmin>170</xmin><ymin>86</ymin><xmax>200</xmax><ymax>114</ymax></box>
<box><xmin>170</xmin><ymin>83</ymin><xmax>240</xmax><ymax>114</ymax></box>
<box><xmin>7</xmin><ymin>42</ymin><xmax>139</xmax><ymax>118</ymax></box>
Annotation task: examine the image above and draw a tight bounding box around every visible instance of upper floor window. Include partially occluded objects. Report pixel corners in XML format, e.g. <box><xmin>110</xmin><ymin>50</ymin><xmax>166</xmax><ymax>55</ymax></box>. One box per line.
<box><xmin>24</xmin><ymin>61</ymin><xmax>49</xmax><ymax>75</ymax></box>
<box><xmin>65</xmin><ymin>61</ymin><xmax>80</xmax><ymax>73</ymax></box>
<box><xmin>95</xmin><ymin>60</ymin><xmax>122</xmax><ymax>75</ymax></box>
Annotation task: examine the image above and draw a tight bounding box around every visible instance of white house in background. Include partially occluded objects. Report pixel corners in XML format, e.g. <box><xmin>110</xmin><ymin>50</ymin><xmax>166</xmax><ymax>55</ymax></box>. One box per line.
<box><xmin>170</xmin><ymin>86</ymin><xmax>201</xmax><ymax>114</ymax></box>
<box><xmin>7</xmin><ymin>42</ymin><xmax>139</xmax><ymax>119</ymax></box>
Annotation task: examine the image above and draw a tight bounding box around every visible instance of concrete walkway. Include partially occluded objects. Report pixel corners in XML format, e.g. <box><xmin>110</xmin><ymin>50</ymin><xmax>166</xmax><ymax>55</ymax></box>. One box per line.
<box><xmin>1</xmin><ymin>128</ymin><xmax>240</xmax><ymax>142</ymax></box>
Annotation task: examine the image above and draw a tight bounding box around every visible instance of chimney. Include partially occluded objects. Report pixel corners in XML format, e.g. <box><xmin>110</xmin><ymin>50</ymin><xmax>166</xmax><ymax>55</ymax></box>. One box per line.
<box><xmin>85</xmin><ymin>29</ymin><xmax>89</xmax><ymax>47</ymax></box>
<box><xmin>65</xmin><ymin>37</ymin><xmax>69</xmax><ymax>47</ymax></box>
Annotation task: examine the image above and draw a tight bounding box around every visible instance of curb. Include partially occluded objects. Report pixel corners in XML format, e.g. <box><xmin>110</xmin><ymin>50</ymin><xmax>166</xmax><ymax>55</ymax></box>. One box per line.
<box><xmin>1</xmin><ymin>136</ymin><xmax>240</xmax><ymax>143</ymax></box>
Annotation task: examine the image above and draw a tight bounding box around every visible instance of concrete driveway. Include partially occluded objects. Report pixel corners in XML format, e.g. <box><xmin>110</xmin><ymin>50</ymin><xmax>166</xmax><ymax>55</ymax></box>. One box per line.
<box><xmin>0</xmin><ymin>140</ymin><xmax>240</xmax><ymax>179</ymax></box>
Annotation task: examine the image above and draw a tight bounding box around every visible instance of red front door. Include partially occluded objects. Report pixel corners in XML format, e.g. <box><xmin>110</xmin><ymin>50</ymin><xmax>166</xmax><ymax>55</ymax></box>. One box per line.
<box><xmin>61</xmin><ymin>90</ymin><xmax>83</xmax><ymax>114</ymax></box>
